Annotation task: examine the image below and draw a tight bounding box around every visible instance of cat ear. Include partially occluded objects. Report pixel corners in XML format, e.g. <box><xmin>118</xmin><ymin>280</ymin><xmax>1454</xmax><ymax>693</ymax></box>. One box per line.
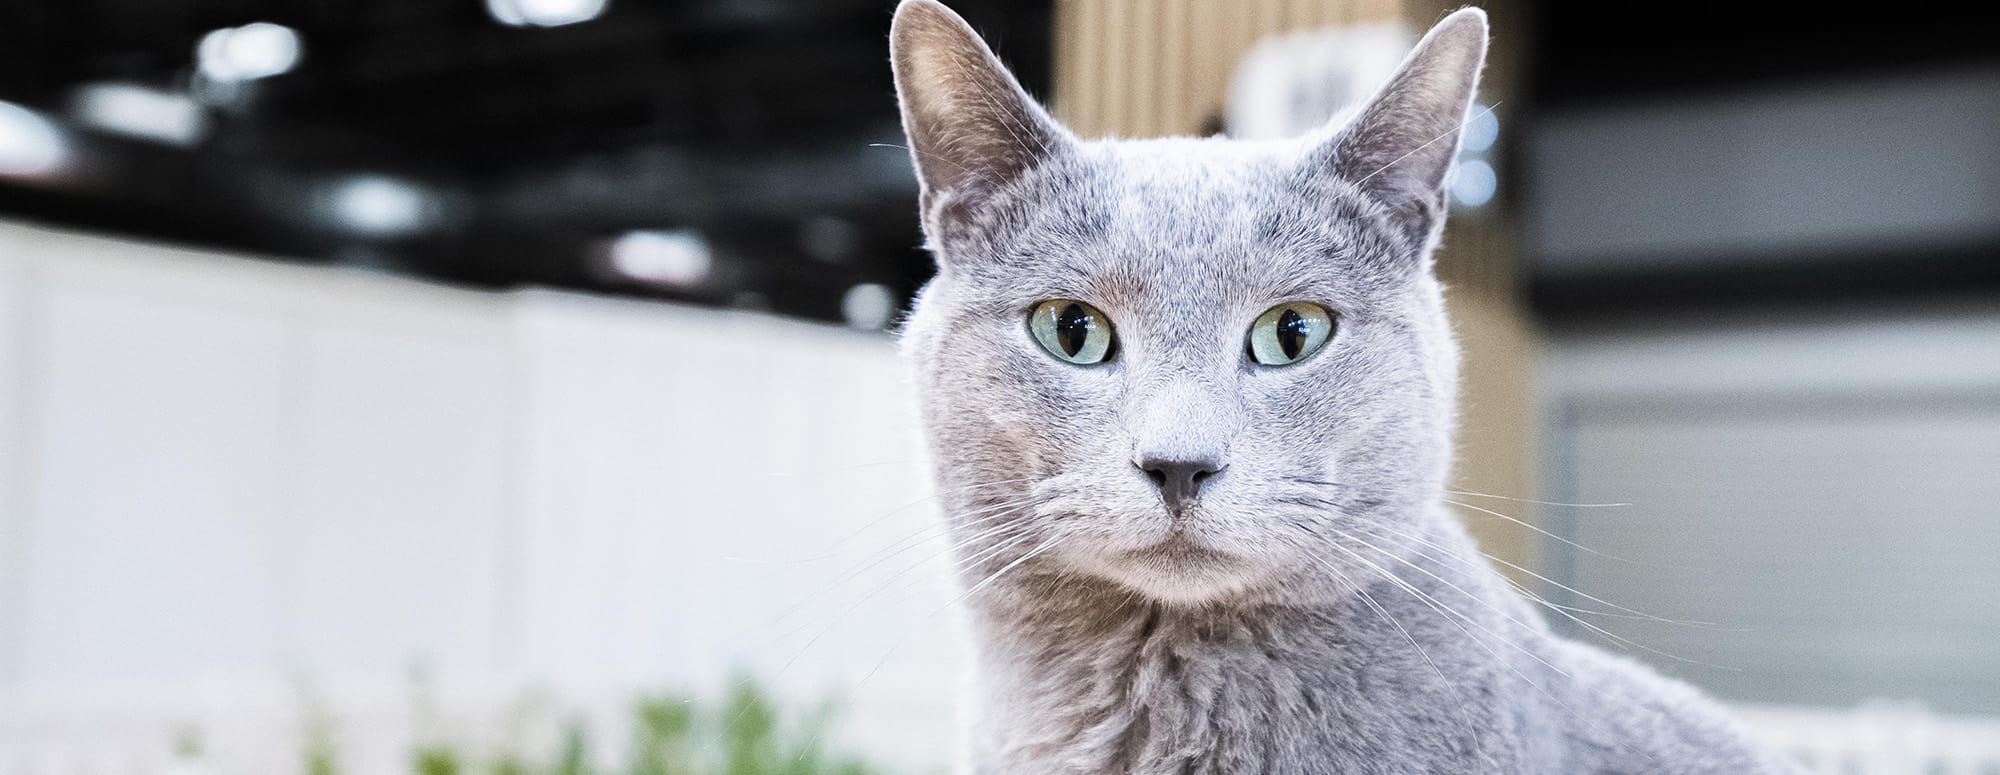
<box><xmin>890</xmin><ymin>0</ymin><xmax>1067</xmax><ymax>229</ymax></box>
<box><xmin>1317</xmin><ymin>8</ymin><xmax>1488</xmax><ymax>240</ymax></box>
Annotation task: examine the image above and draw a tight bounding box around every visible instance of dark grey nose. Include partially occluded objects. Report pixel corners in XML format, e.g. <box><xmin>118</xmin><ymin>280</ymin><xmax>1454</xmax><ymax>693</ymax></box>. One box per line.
<box><xmin>1138</xmin><ymin>456</ymin><xmax>1222</xmax><ymax>513</ymax></box>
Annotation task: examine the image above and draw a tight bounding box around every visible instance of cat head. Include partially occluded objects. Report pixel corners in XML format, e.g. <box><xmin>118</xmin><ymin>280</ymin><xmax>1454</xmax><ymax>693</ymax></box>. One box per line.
<box><xmin>893</xmin><ymin>0</ymin><xmax>1486</xmax><ymax>606</ymax></box>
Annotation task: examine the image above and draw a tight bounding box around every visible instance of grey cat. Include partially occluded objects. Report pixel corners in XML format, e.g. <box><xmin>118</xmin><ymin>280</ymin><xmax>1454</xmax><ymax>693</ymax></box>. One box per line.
<box><xmin>890</xmin><ymin>2</ymin><xmax>1802</xmax><ymax>773</ymax></box>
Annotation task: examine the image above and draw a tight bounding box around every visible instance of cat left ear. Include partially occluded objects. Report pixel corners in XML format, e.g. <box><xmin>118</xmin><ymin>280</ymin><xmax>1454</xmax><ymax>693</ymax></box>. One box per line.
<box><xmin>1316</xmin><ymin>8</ymin><xmax>1488</xmax><ymax>242</ymax></box>
<box><xmin>891</xmin><ymin>0</ymin><xmax>1068</xmax><ymax>231</ymax></box>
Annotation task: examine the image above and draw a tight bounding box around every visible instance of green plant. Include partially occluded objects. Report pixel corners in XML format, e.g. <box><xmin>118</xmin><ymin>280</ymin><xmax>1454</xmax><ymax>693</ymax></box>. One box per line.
<box><xmin>490</xmin><ymin>751</ymin><xmax>533</xmax><ymax>775</ymax></box>
<box><xmin>552</xmin><ymin>722</ymin><xmax>593</xmax><ymax>775</ymax></box>
<box><xmin>304</xmin><ymin>716</ymin><xmax>341</xmax><ymax>775</ymax></box>
<box><xmin>415</xmin><ymin>744</ymin><xmax>464</xmax><ymax>775</ymax></box>
<box><xmin>627</xmin><ymin>681</ymin><xmax>881</xmax><ymax>775</ymax></box>
<box><xmin>374</xmin><ymin>678</ymin><xmax>895</xmax><ymax>775</ymax></box>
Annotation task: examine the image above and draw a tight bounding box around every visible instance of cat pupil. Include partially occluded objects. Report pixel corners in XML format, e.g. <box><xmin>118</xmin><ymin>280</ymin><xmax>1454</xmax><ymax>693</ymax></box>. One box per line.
<box><xmin>1277</xmin><ymin>308</ymin><xmax>1307</xmax><ymax>359</ymax></box>
<box><xmin>1056</xmin><ymin>303</ymin><xmax>1090</xmax><ymax>357</ymax></box>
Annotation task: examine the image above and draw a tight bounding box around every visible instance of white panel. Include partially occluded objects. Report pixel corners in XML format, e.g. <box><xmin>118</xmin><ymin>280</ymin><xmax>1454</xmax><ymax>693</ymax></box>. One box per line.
<box><xmin>1547</xmin><ymin>301</ymin><xmax>2000</xmax><ymax>399</ymax></box>
<box><xmin>510</xmin><ymin>292</ymin><xmax>718</xmax><ymax>690</ymax></box>
<box><xmin>286</xmin><ymin>276</ymin><xmax>513</xmax><ymax>681</ymax></box>
<box><xmin>1544</xmin><ymin>301</ymin><xmax>2000</xmax><ymax>716</ymax></box>
<box><xmin>511</xmin><ymin>292</ymin><xmax>956</xmax><ymax>770</ymax></box>
<box><xmin>1555</xmin><ymin>407</ymin><xmax>2000</xmax><ymax>713</ymax></box>
<box><xmin>1526</xmin><ymin>65</ymin><xmax>2000</xmax><ymax>267</ymax></box>
<box><xmin>0</xmin><ymin>242</ymin><xmax>23</xmax><ymax>683</ymax></box>
<box><xmin>0</xmin><ymin>222</ymin><xmax>961</xmax><ymax>771</ymax></box>
<box><xmin>12</xmin><ymin>245</ymin><xmax>291</xmax><ymax>686</ymax></box>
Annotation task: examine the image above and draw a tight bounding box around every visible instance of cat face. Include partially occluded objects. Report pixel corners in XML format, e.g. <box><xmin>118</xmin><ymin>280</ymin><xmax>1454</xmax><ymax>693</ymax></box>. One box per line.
<box><xmin>892</xmin><ymin>1</ymin><xmax>1486</xmax><ymax>605</ymax></box>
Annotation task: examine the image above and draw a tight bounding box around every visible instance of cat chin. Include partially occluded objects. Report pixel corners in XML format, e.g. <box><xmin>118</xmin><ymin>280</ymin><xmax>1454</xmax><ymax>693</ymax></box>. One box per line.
<box><xmin>1070</xmin><ymin>539</ymin><xmax>1282</xmax><ymax>606</ymax></box>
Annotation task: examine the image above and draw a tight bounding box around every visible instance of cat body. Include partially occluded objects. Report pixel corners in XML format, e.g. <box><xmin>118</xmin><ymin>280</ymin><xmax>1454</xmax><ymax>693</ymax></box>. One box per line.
<box><xmin>889</xmin><ymin>2</ymin><xmax>1800</xmax><ymax>772</ymax></box>
<box><xmin>960</xmin><ymin>516</ymin><xmax>1781</xmax><ymax>773</ymax></box>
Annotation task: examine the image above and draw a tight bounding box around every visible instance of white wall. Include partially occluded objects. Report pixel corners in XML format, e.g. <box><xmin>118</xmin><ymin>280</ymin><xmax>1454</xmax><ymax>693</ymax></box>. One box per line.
<box><xmin>0</xmin><ymin>221</ymin><xmax>960</xmax><ymax>772</ymax></box>
<box><xmin>19</xmin><ymin>218</ymin><xmax>1999</xmax><ymax>773</ymax></box>
<box><xmin>1541</xmin><ymin>300</ymin><xmax>2000</xmax><ymax>715</ymax></box>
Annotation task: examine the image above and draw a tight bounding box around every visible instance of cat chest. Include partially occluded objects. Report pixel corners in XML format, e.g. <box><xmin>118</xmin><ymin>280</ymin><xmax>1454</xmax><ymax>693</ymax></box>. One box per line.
<box><xmin>1000</xmin><ymin>639</ymin><xmax>1491</xmax><ymax>774</ymax></box>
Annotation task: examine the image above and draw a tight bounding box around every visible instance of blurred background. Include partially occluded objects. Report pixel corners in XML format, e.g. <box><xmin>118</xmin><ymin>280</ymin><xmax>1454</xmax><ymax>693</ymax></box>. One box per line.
<box><xmin>0</xmin><ymin>0</ymin><xmax>1997</xmax><ymax>773</ymax></box>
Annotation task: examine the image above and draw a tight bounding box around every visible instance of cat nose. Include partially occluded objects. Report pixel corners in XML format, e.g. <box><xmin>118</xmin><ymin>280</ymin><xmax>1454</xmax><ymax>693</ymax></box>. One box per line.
<box><xmin>1137</xmin><ymin>456</ymin><xmax>1223</xmax><ymax>513</ymax></box>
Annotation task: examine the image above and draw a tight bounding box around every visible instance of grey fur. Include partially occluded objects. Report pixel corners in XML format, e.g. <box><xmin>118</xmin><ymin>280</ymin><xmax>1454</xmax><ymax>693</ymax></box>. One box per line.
<box><xmin>889</xmin><ymin>2</ymin><xmax>1803</xmax><ymax>772</ymax></box>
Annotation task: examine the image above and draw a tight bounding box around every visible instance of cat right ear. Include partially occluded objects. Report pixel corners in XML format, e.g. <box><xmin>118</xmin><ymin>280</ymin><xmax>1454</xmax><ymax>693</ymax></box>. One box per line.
<box><xmin>891</xmin><ymin>0</ymin><xmax>1067</xmax><ymax>231</ymax></box>
<box><xmin>1313</xmin><ymin>8</ymin><xmax>1487</xmax><ymax>247</ymax></box>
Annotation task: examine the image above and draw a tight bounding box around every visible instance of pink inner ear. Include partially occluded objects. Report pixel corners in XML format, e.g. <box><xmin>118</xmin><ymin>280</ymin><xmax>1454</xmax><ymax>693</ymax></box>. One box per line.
<box><xmin>890</xmin><ymin>1</ymin><xmax>1064</xmax><ymax>214</ymax></box>
<box><xmin>1327</xmin><ymin>9</ymin><xmax>1488</xmax><ymax>205</ymax></box>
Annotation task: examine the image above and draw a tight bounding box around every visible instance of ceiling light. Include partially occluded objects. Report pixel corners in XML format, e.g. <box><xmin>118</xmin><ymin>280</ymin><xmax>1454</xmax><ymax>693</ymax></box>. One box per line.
<box><xmin>486</xmin><ymin>0</ymin><xmax>609</xmax><ymax>28</ymax></box>
<box><xmin>325</xmin><ymin>176</ymin><xmax>433</xmax><ymax>237</ymax></box>
<box><xmin>607</xmin><ymin>230</ymin><xmax>711</xmax><ymax>287</ymax></box>
<box><xmin>71</xmin><ymin>83</ymin><xmax>207</xmax><ymax>147</ymax></box>
<box><xmin>196</xmin><ymin>23</ymin><xmax>303</xmax><ymax>82</ymax></box>
<box><xmin>0</xmin><ymin>101</ymin><xmax>67</xmax><ymax>179</ymax></box>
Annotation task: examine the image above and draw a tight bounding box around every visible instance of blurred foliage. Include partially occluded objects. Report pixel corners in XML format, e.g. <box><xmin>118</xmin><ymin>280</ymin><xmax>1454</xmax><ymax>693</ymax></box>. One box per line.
<box><xmin>332</xmin><ymin>680</ymin><xmax>894</xmax><ymax>775</ymax></box>
<box><xmin>622</xmin><ymin>683</ymin><xmax>878</xmax><ymax>775</ymax></box>
<box><xmin>303</xmin><ymin>691</ymin><xmax>343</xmax><ymax>775</ymax></box>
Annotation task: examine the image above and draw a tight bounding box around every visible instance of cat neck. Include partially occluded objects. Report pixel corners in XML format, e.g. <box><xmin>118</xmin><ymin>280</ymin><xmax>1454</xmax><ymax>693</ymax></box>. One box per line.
<box><xmin>955</xmin><ymin>509</ymin><xmax>1538</xmax><ymax>772</ymax></box>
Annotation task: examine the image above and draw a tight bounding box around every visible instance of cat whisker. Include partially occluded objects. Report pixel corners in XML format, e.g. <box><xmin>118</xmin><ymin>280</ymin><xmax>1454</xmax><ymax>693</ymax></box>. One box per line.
<box><xmin>705</xmin><ymin>519</ymin><xmax>1017</xmax><ymax>754</ymax></box>
<box><xmin>1492</xmin><ymin>575</ymin><xmax>1736</xmax><ymax>631</ymax></box>
<box><xmin>1341</xmin><ymin>522</ymin><xmax>1728</xmax><ymax>671</ymax></box>
<box><xmin>809</xmin><ymin>482</ymin><xmax>1041</xmax><ymax>564</ymax></box>
<box><xmin>1443</xmin><ymin>488</ymin><xmax>1629</xmax><ymax>509</ymax></box>
<box><xmin>1320</xmin><ymin>525</ymin><xmax>1579</xmax><ymax>683</ymax></box>
<box><xmin>1502</xmin><ymin>579</ymin><xmax>1742</xmax><ymax>671</ymax></box>
<box><xmin>1441</xmin><ymin>497</ymin><xmax>1652</xmax><ymax>567</ymax></box>
<box><xmin>1282</xmin><ymin>519</ymin><xmax>1543</xmax><ymax>675</ymax></box>
<box><xmin>959</xmin><ymin>532</ymin><xmax>1066</xmax><ymax>601</ymax></box>
<box><xmin>757</xmin><ymin>457</ymin><xmax>921</xmax><ymax>478</ymax></box>
<box><xmin>1481</xmin><ymin>548</ymin><xmax>1720</xmax><ymax>629</ymax></box>
<box><xmin>1292</xmin><ymin>523</ymin><xmax>1579</xmax><ymax>717</ymax></box>
<box><xmin>1322</xmin><ymin>524</ymin><xmax>1697</xmax><ymax>764</ymax></box>
<box><xmin>751</xmin><ymin>475</ymin><xmax>1044</xmax><ymax>569</ymax></box>
<box><xmin>868</xmin><ymin>141</ymin><xmax>1006</xmax><ymax>190</ymax></box>
<box><xmin>789</xmin><ymin>530</ymin><xmax>1068</xmax><ymax>768</ymax></box>
<box><xmin>707</xmin><ymin>525</ymin><xmax>1047</xmax><ymax>758</ymax></box>
<box><xmin>1356</xmin><ymin>518</ymin><xmax>1716</xmax><ymax>629</ymax></box>
<box><xmin>752</xmin><ymin>497</ymin><xmax>1013</xmax><ymax>595</ymax></box>
<box><xmin>961</xmin><ymin>76</ymin><xmax>1050</xmax><ymax>161</ymax></box>
<box><xmin>1352</xmin><ymin>102</ymin><xmax>1503</xmax><ymax>188</ymax></box>
<box><xmin>1294</xmin><ymin>547</ymin><xmax>1482</xmax><ymax>746</ymax></box>
<box><xmin>721</xmin><ymin>496</ymin><xmax>1039</xmax><ymax>650</ymax></box>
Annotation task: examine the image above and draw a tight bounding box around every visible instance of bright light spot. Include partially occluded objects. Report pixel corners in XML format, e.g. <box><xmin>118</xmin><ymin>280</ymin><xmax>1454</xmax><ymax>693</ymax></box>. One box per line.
<box><xmin>71</xmin><ymin>82</ymin><xmax>207</xmax><ymax>147</ymax></box>
<box><xmin>608</xmin><ymin>230</ymin><xmax>711</xmax><ymax>287</ymax></box>
<box><xmin>327</xmin><ymin>176</ymin><xmax>432</xmax><ymax>237</ymax></box>
<box><xmin>842</xmin><ymin>283</ymin><xmax>898</xmax><ymax>331</ymax></box>
<box><xmin>0</xmin><ymin>101</ymin><xmax>67</xmax><ymax>178</ymax></box>
<box><xmin>197</xmin><ymin>23</ymin><xmax>303</xmax><ymax>82</ymax></box>
<box><xmin>1450</xmin><ymin>159</ymin><xmax>1497</xmax><ymax>208</ymax></box>
<box><xmin>1461</xmin><ymin>104</ymin><xmax>1499</xmax><ymax>153</ymax></box>
<box><xmin>486</xmin><ymin>0</ymin><xmax>609</xmax><ymax>27</ymax></box>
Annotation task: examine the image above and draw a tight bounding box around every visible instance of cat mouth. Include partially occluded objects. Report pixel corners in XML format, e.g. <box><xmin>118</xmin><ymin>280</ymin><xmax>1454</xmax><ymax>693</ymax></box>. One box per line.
<box><xmin>1120</xmin><ymin>530</ymin><xmax>1236</xmax><ymax>567</ymax></box>
<box><xmin>1088</xmin><ymin>531</ymin><xmax>1265</xmax><ymax>603</ymax></box>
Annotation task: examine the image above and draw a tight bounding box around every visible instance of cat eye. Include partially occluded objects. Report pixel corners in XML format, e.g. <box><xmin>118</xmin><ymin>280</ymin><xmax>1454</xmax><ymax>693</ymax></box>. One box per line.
<box><xmin>1028</xmin><ymin>299</ymin><xmax>1115</xmax><ymax>364</ymax></box>
<box><xmin>1248</xmin><ymin>303</ymin><xmax>1335</xmax><ymax>366</ymax></box>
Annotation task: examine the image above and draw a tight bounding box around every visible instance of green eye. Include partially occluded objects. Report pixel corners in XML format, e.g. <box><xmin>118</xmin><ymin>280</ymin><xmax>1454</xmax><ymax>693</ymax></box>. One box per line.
<box><xmin>1028</xmin><ymin>299</ymin><xmax>1115</xmax><ymax>364</ymax></box>
<box><xmin>1248</xmin><ymin>302</ymin><xmax>1335</xmax><ymax>366</ymax></box>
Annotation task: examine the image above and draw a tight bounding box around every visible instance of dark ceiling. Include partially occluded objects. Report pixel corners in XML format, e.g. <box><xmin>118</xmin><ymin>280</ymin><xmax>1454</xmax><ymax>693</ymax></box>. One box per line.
<box><xmin>7</xmin><ymin>1</ymin><xmax>1993</xmax><ymax>324</ymax></box>
<box><xmin>0</xmin><ymin>0</ymin><xmax>1052</xmax><ymax>325</ymax></box>
<box><xmin>1529</xmin><ymin>2</ymin><xmax>2000</xmax><ymax>106</ymax></box>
